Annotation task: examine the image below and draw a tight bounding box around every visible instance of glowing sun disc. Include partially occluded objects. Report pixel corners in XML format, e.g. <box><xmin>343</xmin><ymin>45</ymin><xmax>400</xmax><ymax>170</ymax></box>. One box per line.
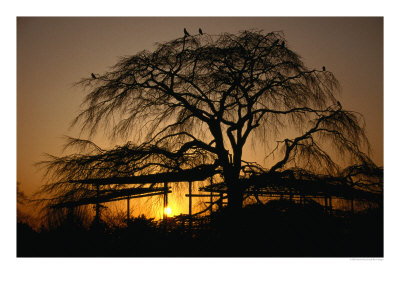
<box><xmin>164</xmin><ymin>207</ymin><xmax>172</xmax><ymax>215</ymax></box>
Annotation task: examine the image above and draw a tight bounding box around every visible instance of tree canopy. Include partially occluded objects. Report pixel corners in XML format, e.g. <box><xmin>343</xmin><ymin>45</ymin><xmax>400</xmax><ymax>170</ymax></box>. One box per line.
<box><xmin>39</xmin><ymin>30</ymin><xmax>375</xmax><ymax>211</ymax></box>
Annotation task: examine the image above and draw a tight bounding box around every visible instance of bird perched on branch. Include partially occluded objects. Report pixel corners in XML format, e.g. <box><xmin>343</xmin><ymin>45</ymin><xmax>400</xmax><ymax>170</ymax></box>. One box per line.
<box><xmin>272</xmin><ymin>39</ymin><xmax>279</xmax><ymax>47</ymax></box>
<box><xmin>91</xmin><ymin>73</ymin><xmax>96</xmax><ymax>79</ymax></box>
<box><xmin>281</xmin><ymin>41</ymin><xmax>285</xmax><ymax>47</ymax></box>
<box><xmin>322</xmin><ymin>66</ymin><xmax>326</xmax><ymax>71</ymax></box>
<box><xmin>337</xmin><ymin>101</ymin><xmax>342</xmax><ymax>108</ymax></box>
<box><xmin>199</xmin><ymin>28</ymin><xmax>203</xmax><ymax>35</ymax></box>
<box><xmin>184</xmin><ymin>28</ymin><xmax>190</xmax><ymax>37</ymax></box>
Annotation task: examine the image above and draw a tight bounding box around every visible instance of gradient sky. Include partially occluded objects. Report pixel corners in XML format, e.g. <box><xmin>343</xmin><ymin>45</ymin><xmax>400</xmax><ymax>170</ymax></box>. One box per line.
<box><xmin>17</xmin><ymin>17</ymin><xmax>383</xmax><ymax>202</ymax></box>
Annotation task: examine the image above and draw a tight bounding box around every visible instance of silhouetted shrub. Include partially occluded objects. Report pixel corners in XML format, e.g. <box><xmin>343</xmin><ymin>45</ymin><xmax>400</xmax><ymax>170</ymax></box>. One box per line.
<box><xmin>17</xmin><ymin>202</ymin><xmax>383</xmax><ymax>257</ymax></box>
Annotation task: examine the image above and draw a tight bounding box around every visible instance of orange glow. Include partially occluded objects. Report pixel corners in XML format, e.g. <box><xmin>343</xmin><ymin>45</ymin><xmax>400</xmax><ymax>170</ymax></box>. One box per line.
<box><xmin>164</xmin><ymin>207</ymin><xmax>172</xmax><ymax>216</ymax></box>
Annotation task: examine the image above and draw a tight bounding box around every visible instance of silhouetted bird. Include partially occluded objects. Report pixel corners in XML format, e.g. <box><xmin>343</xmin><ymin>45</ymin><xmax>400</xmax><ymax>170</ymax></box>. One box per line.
<box><xmin>199</xmin><ymin>28</ymin><xmax>203</xmax><ymax>35</ymax></box>
<box><xmin>184</xmin><ymin>28</ymin><xmax>190</xmax><ymax>36</ymax></box>
<box><xmin>322</xmin><ymin>66</ymin><xmax>326</xmax><ymax>71</ymax></box>
<box><xmin>91</xmin><ymin>73</ymin><xmax>96</xmax><ymax>79</ymax></box>
<box><xmin>281</xmin><ymin>41</ymin><xmax>285</xmax><ymax>47</ymax></box>
<box><xmin>337</xmin><ymin>101</ymin><xmax>342</xmax><ymax>107</ymax></box>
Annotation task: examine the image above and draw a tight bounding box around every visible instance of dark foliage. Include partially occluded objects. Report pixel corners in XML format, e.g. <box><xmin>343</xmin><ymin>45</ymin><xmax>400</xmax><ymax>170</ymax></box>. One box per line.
<box><xmin>17</xmin><ymin>201</ymin><xmax>382</xmax><ymax>257</ymax></box>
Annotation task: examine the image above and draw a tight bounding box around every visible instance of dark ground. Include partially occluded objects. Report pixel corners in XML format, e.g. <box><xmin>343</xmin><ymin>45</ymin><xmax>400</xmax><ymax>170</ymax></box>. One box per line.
<box><xmin>17</xmin><ymin>200</ymin><xmax>383</xmax><ymax>257</ymax></box>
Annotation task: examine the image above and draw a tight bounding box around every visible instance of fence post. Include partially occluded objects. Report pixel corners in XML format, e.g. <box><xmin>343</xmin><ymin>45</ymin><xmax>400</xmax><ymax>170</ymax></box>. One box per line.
<box><xmin>209</xmin><ymin>177</ymin><xmax>213</xmax><ymax>215</ymax></box>
<box><xmin>189</xmin><ymin>181</ymin><xmax>192</xmax><ymax>230</ymax></box>
<box><xmin>163</xmin><ymin>182</ymin><xmax>168</xmax><ymax>220</ymax></box>
<box><xmin>127</xmin><ymin>195</ymin><xmax>130</xmax><ymax>224</ymax></box>
<box><xmin>95</xmin><ymin>184</ymin><xmax>100</xmax><ymax>224</ymax></box>
<box><xmin>218</xmin><ymin>192</ymin><xmax>223</xmax><ymax>211</ymax></box>
<box><xmin>350</xmin><ymin>196</ymin><xmax>354</xmax><ymax>215</ymax></box>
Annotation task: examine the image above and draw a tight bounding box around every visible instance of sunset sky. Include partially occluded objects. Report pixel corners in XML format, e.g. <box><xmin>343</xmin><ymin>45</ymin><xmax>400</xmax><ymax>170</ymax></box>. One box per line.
<box><xmin>17</xmin><ymin>17</ymin><xmax>383</xmax><ymax>203</ymax></box>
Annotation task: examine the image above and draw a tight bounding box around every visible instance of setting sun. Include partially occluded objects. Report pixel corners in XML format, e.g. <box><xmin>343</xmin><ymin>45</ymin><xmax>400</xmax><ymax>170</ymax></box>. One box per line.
<box><xmin>164</xmin><ymin>207</ymin><xmax>172</xmax><ymax>216</ymax></box>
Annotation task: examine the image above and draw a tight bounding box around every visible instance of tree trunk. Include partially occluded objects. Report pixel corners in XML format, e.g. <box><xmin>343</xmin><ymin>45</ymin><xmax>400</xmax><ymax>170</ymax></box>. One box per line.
<box><xmin>225</xmin><ymin>169</ymin><xmax>244</xmax><ymax>211</ymax></box>
<box><xmin>210</xmin><ymin>122</ymin><xmax>245</xmax><ymax>210</ymax></box>
<box><xmin>227</xmin><ymin>185</ymin><xmax>244</xmax><ymax>210</ymax></box>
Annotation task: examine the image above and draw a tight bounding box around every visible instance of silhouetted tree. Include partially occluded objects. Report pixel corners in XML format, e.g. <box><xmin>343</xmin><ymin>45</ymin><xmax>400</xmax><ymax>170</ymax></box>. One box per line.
<box><xmin>17</xmin><ymin>182</ymin><xmax>32</xmax><ymax>225</ymax></box>
<box><xmin>39</xmin><ymin>30</ymin><xmax>373</xmax><ymax>211</ymax></box>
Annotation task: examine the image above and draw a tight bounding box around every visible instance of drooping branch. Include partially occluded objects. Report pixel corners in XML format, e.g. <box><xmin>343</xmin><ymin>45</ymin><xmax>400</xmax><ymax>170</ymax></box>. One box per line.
<box><xmin>37</xmin><ymin>136</ymin><xmax>218</xmax><ymax>207</ymax></box>
<box><xmin>268</xmin><ymin>106</ymin><xmax>370</xmax><ymax>175</ymax></box>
